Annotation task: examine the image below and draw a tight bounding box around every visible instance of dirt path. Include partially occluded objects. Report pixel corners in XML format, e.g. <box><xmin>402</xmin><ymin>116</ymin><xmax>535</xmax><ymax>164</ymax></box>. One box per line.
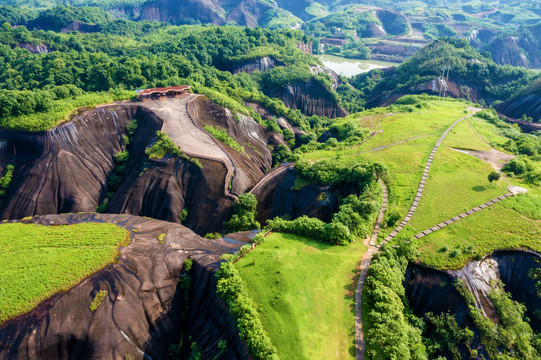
<box><xmin>141</xmin><ymin>95</ymin><xmax>230</xmax><ymax>163</ymax></box>
<box><xmin>355</xmin><ymin>179</ymin><xmax>387</xmax><ymax>359</ymax></box>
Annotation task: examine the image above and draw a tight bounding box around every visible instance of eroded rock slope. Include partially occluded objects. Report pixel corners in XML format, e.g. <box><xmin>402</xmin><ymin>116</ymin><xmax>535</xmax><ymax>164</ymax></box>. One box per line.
<box><xmin>0</xmin><ymin>213</ymin><xmax>249</xmax><ymax>360</ymax></box>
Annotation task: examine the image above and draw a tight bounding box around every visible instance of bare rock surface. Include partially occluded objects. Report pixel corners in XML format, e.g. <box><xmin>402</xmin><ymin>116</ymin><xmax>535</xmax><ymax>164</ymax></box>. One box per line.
<box><xmin>264</xmin><ymin>78</ymin><xmax>348</xmax><ymax>118</ymax></box>
<box><xmin>251</xmin><ymin>166</ymin><xmax>356</xmax><ymax>224</ymax></box>
<box><xmin>0</xmin><ymin>96</ymin><xmax>276</xmax><ymax>235</ymax></box>
<box><xmin>0</xmin><ymin>213</ymin><xmax>249</xmax><ymax>360</ymax></box>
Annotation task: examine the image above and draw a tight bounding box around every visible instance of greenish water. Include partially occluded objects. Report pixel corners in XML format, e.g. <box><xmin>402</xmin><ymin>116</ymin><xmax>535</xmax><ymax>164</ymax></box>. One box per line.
<box><xmin>316</xmin><ymin>54</ymin><xmax>398</xmax><ymax>77</ymax></box>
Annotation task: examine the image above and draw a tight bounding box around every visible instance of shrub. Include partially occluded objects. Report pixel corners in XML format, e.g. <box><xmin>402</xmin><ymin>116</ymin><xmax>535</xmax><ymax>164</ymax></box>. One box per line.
<box><xmin>145</xmin><ymin>131</ymin><xmax>203</xmax><ymax>168</ymax></box>
<box><xmin>179</xmin><ymin>208</ymin><xmax>188</xmax><ymax>222</ymax></box>
<box><xmin>89</xmin><ymin>290</ymin><xmax>107</xmax><ymax>312</ymax></box>
<box><xmin>0</xmin><ymin>164</ymin><xmax>14</xmax><ymax>199</ymax></box>
<box><xmin>204</xmin><ymin>232</ymin><xmax>222</xmax><ymax>239</ymax></box>
<box><xmin>502</xmin><ymin>158</ymin><xmax>528</xmax><ymax>175</ymax></box>
<box><xmin>365</xmin><ymin>248</ymin><xmax>426</xmax><ymax>359</ymax></box>
<box><xmin>224</xmin><ymin>193</ymin><xmax>260</xmax><ymax>232</ymax></box>
<box><xmin>158</xmin><ymin>233</ymin><xmax>166</xmax><ymax>244</ymax></box>
<box><xmin>216</xmin><ymin>260</ymin><xmax>279</xmax><ymax>359</ymax></box>
<box><xmin>487</xmin><ymin>171</ymin><xmax>501</xmax><ymax>183</ymax></box>
<box><xmin>204</xmin><ymin>125</ymin><xmax>245</xmax><ymax>153</ymax></box>
<box><xmin>449</xmin><ymin>249</ymin><xmax>461</xmax><ymax>258</ymax></box>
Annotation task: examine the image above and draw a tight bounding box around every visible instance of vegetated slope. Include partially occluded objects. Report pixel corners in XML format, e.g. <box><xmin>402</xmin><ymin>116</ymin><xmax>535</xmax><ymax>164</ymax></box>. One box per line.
<box><xmin>0</xmin><ymin>96</ymin><xmax>276</xmax><ymax>235</ymax></box>
<box><xmin>0</xmin><ymin>213</ymin><xmax>249</xmax><ymax>360</ymax></box>
<box><xmin>354</xmin><ymin>37</ymin><xmax>538</xmax><ymax>108</ymax></box>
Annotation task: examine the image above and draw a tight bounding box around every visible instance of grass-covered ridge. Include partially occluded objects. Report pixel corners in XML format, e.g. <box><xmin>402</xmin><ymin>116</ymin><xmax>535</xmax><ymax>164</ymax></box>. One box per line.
<box><xmin>204</xmin><ymin>125</ymin><xmax>245</xmax><ymax>154</ymax></box>
<box><xmin>236</xmin><ymin>232</ymin><xmax>367</xmax><ymax>359</ymax></box>
<box><xmin>0</xmin><ymin>222</ymin><xmax>129</xmax><ymax>323</ymax></box>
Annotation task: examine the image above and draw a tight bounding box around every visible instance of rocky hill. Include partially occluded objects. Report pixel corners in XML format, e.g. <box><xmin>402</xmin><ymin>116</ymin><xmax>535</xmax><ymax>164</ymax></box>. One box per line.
<box><xmin>0</xmin><ymin>96</ymin><xmax>282</xmax><ymax>235</ymax></box>
<box><xmin>0</xmin><ymin>213</ymin><xmax>249</xmax><ymax>359</ymax></box>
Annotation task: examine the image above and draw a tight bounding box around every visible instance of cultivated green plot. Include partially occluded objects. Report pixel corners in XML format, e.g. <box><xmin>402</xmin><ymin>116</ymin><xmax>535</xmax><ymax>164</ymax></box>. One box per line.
<box><xmin>0</xmin><ymin>222</ymin><xmax>129</xmax><ymax>323</ymax></box>
<box><xmin>236</xmin><ymin>232</ymin><xmax>367</xmax><ymax>360</ymax></box>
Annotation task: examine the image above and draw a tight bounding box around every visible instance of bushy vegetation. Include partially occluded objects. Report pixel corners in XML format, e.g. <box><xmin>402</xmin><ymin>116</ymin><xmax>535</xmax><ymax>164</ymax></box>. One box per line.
<box><xmin>145</xmin><ymin>131</ymin><xmax>202</xmax><ymax>168</ymax></box>
<box><xmin>0</xmin><ymin>88</ymin><xmax>133</xmax><ymax>131</ymax></box>
<box><xmin>477</xmin><ymin>108</ymin><xmax>541</xmax><ymax>185</ymax></box>
<box><xmin>268</xmin><ymin>181</ymin><xmax>381</xmax><ymax>245</ymax></box>
<box><xmin>224</xmin><ymin>193</ymin><xmax>260</xmax><ymax>233</ymax></box>
<box><xmin>0</xmin><ymin>164</ymin><xmax>14</xmax><ymax>198</ymax></box>
<box><xmin>364</xmin><ymin>247</ymin><xmax>427</xmax><ymax>359</ymax></box>
<box><xmin>0</xmin><ymin>222</ymin><xmax>129</xmax><ymax>323</ymax></box>
<box><xmin>204</xmin><ymin>125</ymin><xmax>245</xmax><ymax>153</ymax></box>
<box><xmin>0</xmin><ymin>23</ymin><xmax>327</xmax><ymax>132</ymax></box>
<box><xmin>293</xmin><ymin>159</ymin><xmax>374</xmax><ymax>187</ymax></box>
<box><xmin>97</xmin><ymin>119</ymin><xmax>137</xmax><ymax>212</ymax></box>
<box><xmin>89</xmin><ymin>289</ymin><xmax>108</xmax><ymax>311</ymax></box>
<box><xmin>216</xmin><ymin>258</ymin><xmax>278</xmax><ymax>360</ymax></box>
<box><xmin>456</xmin><ymin>280</ymin><xmax>541</xmax><ymax>358</ymax></box>
<box><xmin>353</xmin><ymin>38</ymin><xmax>537</xmax><ymax>102</ymax></box>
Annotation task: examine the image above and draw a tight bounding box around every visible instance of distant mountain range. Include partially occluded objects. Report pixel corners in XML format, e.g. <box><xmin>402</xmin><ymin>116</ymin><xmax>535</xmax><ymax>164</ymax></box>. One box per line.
<box><xmin>1</xmin><ymin>0</ymin><xmax>540</xmax><ymax>68</ymax></box>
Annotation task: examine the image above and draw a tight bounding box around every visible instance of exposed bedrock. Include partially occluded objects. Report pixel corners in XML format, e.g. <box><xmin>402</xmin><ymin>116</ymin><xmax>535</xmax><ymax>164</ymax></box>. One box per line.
<box><xmin>405</xmin><ymin>250</ymin><xmax>541</xmax><ymax>349</ymax></box>
<box><xmin>404</xmin><ymin>264</ymin><xmax>471</xmax><ymax>326</ymax></box>
<box><xmin>0</xmin><ymin>105</ymin><xmax>138</xmax><ymax>220</ymax></box>
<box><xmin>137</xmin><ymin>0</ymin><xmax>274</xmax><ymax>26</ymax></box>
<box><xmin>492</xmin><ymin>250</ymin><xmax>541</xmax><ymax>331</ymax></box>
<box><xmin>0</xmin><ymin>96</ymin><xmax>275</xmax><ymax>235</ymax></box>
<box><xmin>495</xmin><ymin>93</ymin><xmax>541</xmax><ymax>122</ymax></box>
<box><xmin>138</xmin><ymin>0</ymin><xmax>227</xmax><ymax>25</ymax></box>
<box><xmin>0</xmin><ymin>213</ymin><xmax>249</xmax><ymax>360</ymax></box>
<box><xmin>251</xmin><ymin>166</ymin><xmax>357</xmax><ymax>224</ymax></box>
<box><xmin>227</xmin><ymin>56</ymin><xmax>279</xmax><ymax>74</ymax></box>
<box><xmin>187</xmin><ymin>96</ymin><xmax>273</xmax><ymax>196</ymax></box>
<box><xmin>366</xmin><ymin>75</ymin><xmax>491</xmax><ymax>108</ymax></box>
<box><xmin>487</xmin><ymin>35</ymin><xmax>530</xmax><ymax>68</ymax></box>
<box><xmin>404</xmin><ymin>264</ymin><xmax>484</xmax><ymax>359</ymax></box>
<box><xmin>264</xmin><ymin>78</ymin><xmax>348</xmax><ymax>118</ymax></box>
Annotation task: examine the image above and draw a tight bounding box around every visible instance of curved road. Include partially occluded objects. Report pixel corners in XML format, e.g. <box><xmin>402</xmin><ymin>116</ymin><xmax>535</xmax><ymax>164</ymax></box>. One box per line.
<box><xmin>141</xmin><ymin>95</ymin><xmax>239</xmax><ymax>201</ymax></box>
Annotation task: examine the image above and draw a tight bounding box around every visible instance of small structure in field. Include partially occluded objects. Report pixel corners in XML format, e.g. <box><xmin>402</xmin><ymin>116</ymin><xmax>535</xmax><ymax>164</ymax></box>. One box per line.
<box><xmin>136</xmin><ymin>85</ymin><xmax>191</xmax><ymax>102</ymax></box>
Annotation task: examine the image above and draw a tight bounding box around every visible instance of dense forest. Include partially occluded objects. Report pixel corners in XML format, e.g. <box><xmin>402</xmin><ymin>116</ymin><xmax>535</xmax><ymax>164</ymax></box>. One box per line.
<box><xmin>0</xmin><ymin>22</ymin><xmax>341</xmax><ymax>131</ymax></box>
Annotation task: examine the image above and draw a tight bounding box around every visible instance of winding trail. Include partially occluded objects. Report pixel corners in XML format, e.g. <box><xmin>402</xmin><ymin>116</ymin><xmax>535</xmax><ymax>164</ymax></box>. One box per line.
<box><xmin>140</xmin><ymin>95</ymin><xmax>240</xmax><ymax>201</ymax></box>
<box><xmin>377</xmin><ymin>108</ymin><xmax>482</xmax><ymax>249</ymax></box>
<box><xmin>354</xmin><ymin>108</ymin><xmax>481</xmax><ymax>359</ymax></box>
<box><xmin>355</xmin><ymin>179</ymin><xmax>387</xmax><ymax>359</ymax></box>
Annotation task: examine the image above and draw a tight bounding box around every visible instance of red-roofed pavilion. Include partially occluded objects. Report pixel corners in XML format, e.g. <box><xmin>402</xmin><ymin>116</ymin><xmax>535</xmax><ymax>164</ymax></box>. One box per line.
<box><xmin>137</xmin><ymin>85</ymin><xmax>191</xmax><ymax>101</ymax></box>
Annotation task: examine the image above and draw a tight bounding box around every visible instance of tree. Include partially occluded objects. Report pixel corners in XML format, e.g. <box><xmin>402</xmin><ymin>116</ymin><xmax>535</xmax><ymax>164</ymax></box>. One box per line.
<box><xmin>488</xmin><ymin>171</ymin><xmax>501</xmax><ymax>183</ymax></box>
<box><xmin>372</xmin><ymin>162</ymin><xmax>389</xmax><ymax>182</ymax></box>
<box><xmin>224</xmin><ymin>193</ymin><xmax>260</xmax><ymax>232</ymax></box>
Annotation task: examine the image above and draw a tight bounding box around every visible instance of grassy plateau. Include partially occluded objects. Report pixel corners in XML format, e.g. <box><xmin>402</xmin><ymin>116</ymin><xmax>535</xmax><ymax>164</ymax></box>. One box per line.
<box><xmin>0</xmin><ymin>222</ymin><xmax>129</xmax><ymax>323</ymax></box>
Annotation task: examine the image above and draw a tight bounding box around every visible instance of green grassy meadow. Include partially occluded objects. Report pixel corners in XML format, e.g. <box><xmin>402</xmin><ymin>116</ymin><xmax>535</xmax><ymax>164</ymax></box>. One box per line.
<box><xmin>0</xmin><ymin>222</ymin><xmax>129</xmax><ymax>323</ymax></box>
<box><xmin>416</xmin><ymin>199</ymin><xmax>541</xmax><ymax>269</ymax></box>
<box><xmin>408</xmin><ymin>119</ymin><xmax>508</xmax><ymax>232</ymax></box>
<box><xmin>235</xmin><ymin>232</ymin><xmax>367</xmax><ymax>360</ymax></box>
